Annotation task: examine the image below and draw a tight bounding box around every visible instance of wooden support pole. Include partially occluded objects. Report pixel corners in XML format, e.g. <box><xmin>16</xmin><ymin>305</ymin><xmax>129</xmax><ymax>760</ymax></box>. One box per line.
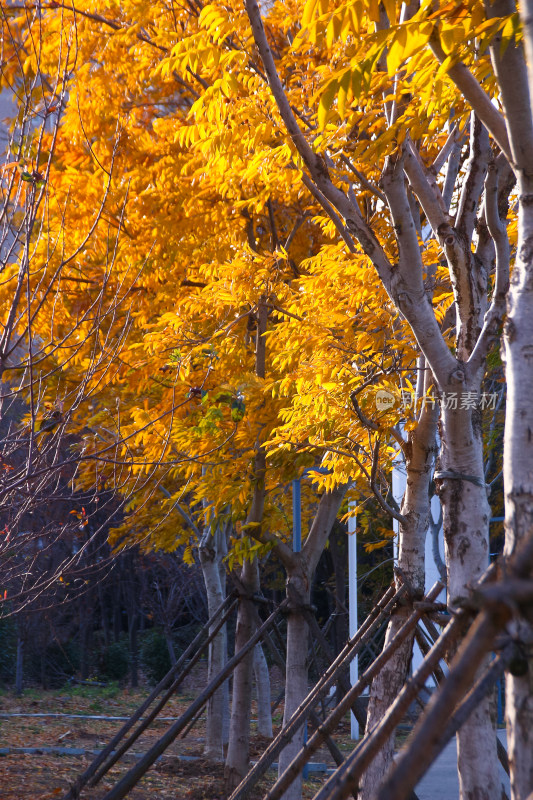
<box><xmin>63</xmin><ymin>592</ymin><xmax>237</xmax><ymax>800</ymax></box>
<box><xmin>415</xmin><ymin>621</ymin><xmax>510</xmax><ymax>778</ymax></box>
<box><xmin>310</xmin><ymin>614</ymin><xmax>463</xmax><ymax>800</ymax></box>
<box><xmin>100</xmin><ymin>600</ymin><xmax>288</xmax><ymax>800</ymax></box>
<box><xmin>413</xmin><ymin>624</ymin><xmax>446</xmax><ymax>686</ymax></box>
<box><xmin>179</xmin><ymin>705</ymin><xmax>205</xmax><ymax>740</ymax></box>
<box><xmin>262</xmin><ymin>582</ymin><xmax>444</xmax><ymax>800</ymax></box>
<box><xmin>228</xmin><ymin>582</ymin><xmax>406</xmax><ymax>800</ymax></box>
<box><xmin>375</xmin><ymin>645</ymin><xmax>513</xmax><ymax>800</ymax></box>
<box><xmin>271</xmin><ymin>613</ymin><xmax>288</xmax><ymax>657</ymax></box>
<box><xmin>89</xmin><ymin>596</ymin><xmax>238</xmax><ymax>787</ymax></box>
<box><xmin>312</xmin><ymin>558</ymin><xmax>525</xmax><ymax>800</ymax></box>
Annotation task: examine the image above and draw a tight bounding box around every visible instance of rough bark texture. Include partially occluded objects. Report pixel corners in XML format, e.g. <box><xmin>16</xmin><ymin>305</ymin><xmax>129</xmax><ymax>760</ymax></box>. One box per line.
<box><xmin>485</xmin><ymin>5</ymin><xmax>533</xmax><ymax>796</ymax></box>
<box><xmin>502</xmin><ymin>171</ymin><xmax>533</xmax><ymax>800</ymax></box>
<box><xmin>358</xmin><ymin>610</ymin><xmax>414</xmax><ymax>799</ymax></box>
<box><xmin>164</xmin><ymin>627</ymin><xmax>177</xmax><ymax>667</ymax></box>
<box><xmin>435</xmin><ymin>328</ymin><xmax>502</xmax><ymax>800</ymax></box>
<box><xmin>438</xmin><ymin>407</ymin><xmax>491</xmax><ymax>605</ymax></box>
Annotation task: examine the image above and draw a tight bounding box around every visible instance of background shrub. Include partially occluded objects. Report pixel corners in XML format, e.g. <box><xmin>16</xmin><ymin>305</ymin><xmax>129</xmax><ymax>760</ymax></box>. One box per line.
<box><xmin>98</xmin><ymin>638</ymin><xmax>130</xmax><ymax>682</ymax></box>
<box><xmin>140</xmin><ymin>629</ymin><xmax>174</xmax><ymax>684</ymax></box>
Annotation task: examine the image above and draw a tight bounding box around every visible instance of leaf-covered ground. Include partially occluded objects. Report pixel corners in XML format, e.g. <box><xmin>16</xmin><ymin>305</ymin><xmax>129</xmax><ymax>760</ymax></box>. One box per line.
<box><xmin>0</xmin><ymin>673</ymin><xmax>354</xmax><ymax>799</ymax></box>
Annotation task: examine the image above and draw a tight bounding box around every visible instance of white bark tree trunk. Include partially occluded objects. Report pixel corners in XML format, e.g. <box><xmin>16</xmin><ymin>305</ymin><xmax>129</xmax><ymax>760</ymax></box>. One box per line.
<box><xmin>253</xmin><ymin>643</ymin><xmax>273</xmax><ymax>738</ymax></box>
<box><xmin>485</xmin><ymin>7</ymin><xmax>533</xmax><ymax>796</ymax></box>
<box><xmin>276</xmin><ymin>486</ymin><xmax>347</xmax><ymax>800</ymax></box>
<box><xmin>502</xmin><ymin>173</ymin><xmax>533</xmax><ymax>800</ymax></box>
<box><xmin>199</xmin><ymin>523</ymin><xmax>229</xmax><ymax>762</ymax></box>
<box><xmin>278</xmin><ymin>567</ymin><xmax>310</xmax><ymax>800</ymax></box>
<box><xmin>359</xmin><ymin>401</ymin><xmax>437</xmax><ymax>800</ymax></box>
<box><xmin>435</xmin><ymin>303</ymin><xmax>502</xmax><ymax>800</ymax></box>
<box><xmin>225</xmin><ymin>301</ymin><xmax>268</xmax><ymax>790</ymax></box>
<box><xmin>225</xmin><ymin>555</ymin><xmax>260</xmax><ymax>789</ymax></box>
<box><xmin>241</xmin><ymin>7</ymin><xmax>516</xmax><ymax>799</ymax></box>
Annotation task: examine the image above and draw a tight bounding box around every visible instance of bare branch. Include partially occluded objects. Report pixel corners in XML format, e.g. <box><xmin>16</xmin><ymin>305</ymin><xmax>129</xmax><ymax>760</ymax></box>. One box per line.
<box><xmin>283</xmin><ymin>213</ymin><xmax>307</xmax><ymax>252</ymax></box>
<box><xmin>381</xmin><ymin>152</ymin><xmax>456</xmax><ymax>384</ymax></box>
<box><xmin>442</xmin><ymin>136</ymin><xmax>463</xmax><ymax>212</ymax></box>
<box><xmin>300</xmin><ymin>173</ymin><xmax>357</xmax><ymax>253</ymax></box>
<box><xmin>370</xmin><ymin>439</ymin><xmax>407</xmax><ymax>525</ymax></box>
<box><xmin>429</xmin><ymin>32</ymin><xmax>512</xmax><ymax>163</ymax></box>
<box><xmin>467</xmin><ymin>156</ymin><xmax>511</xmax><ymax>372</ymax></box>
<box><xmin>431</xmin><ymin>124</ymin><xmax>459</xmax><ymax>174</ymax></box>
<box><xmin>350</xmin><ymin>391</ymin><xmax>379</xmax><ymax>432</ymax></box>
<box><xmin>404</xmin><ymin>137</ymin><xmax>450</xmax><ymax>235</ymax></box>
<box><xmin>486</xmin><ymin>0</ymin><xmax>533</xmax><ymax>177</ymax></box>
<box><xmin>339</xmin><ymin>154</ymin><xmax>386</xmax><ymax>203</ymax></box>
<box><xmin>244</xmin><ymin>0</ymin><xmax>394</xmax><ymax>288</ymax></box>
<box><xmin>455</xmin><ymin>115</ymin><xmax>491</xmax><ymax>242</ymax></box>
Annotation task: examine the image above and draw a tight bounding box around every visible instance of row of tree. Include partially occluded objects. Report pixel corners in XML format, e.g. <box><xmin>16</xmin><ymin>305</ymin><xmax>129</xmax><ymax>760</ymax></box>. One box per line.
<box><xmin>1</xmin><ymin>0</ymin><xmax>532</xmax><ymax>799</ymax></box>
<box><xmin>0</xmin><ymin>538</ymin><xmax>209</xmax><ymax>690</ymax></box>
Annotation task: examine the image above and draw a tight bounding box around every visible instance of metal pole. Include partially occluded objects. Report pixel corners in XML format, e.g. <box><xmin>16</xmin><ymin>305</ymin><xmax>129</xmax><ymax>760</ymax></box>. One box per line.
<box><xmin>292</xmin><ymin>478</ymin><xmax>301</xmax><ymax>552</ymax></box>
<box><xmin>348</xmin><ymin>505</ymin><xmax>358</xmax><ymax>739</ymax></box>
<box><xmin>291</xmin><ymin>476</ymin><xmax>308</xmax><ymax>776</ymax></box>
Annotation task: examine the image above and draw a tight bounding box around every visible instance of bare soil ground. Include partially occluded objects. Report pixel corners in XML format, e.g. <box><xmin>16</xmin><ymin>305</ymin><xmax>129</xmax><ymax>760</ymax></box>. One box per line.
<box><xmin>0</xmin><ymin>667</ymin><xmax>355</xmax><ymax>799</ymax></box>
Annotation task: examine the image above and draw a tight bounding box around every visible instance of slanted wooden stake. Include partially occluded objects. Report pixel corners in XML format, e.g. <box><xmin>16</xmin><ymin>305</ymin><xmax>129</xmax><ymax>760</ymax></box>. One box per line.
<box><xmin>263</xmin><ymin>582</ymin><xmax>444</xmax><ymax>800</ymax></box>
<box><xmin>101</xmin><ymin>600</ymin><xmax>288</xmax><ymax>800</ymax></box>
<box><xmin>228</xmin><ymin>582</ymin><xmax>407</xmax><ymax>800</ymax></box>
<box><xmin>375</xmin><ymin>644</ymin><xmax>514</xmax><ymax>800</ymax></box>
<box><xmin>63</xmin><ymin>592</ymin><xmax>237</xmax><ymax>800</ymax></box>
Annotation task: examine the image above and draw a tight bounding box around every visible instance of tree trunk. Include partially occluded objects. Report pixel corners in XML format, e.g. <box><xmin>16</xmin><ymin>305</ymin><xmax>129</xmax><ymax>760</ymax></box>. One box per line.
<box><xmin>98</xmin><ymin>582</ymin><xmax>111</xmax><ymax>649</ymax></box>
<box><xmin>41</xmin><ymin>651</ymin><xmax>47</xmax><ymax>690</ymax></box>
<box><xmin>164</xmin><ymin>625</ymin><xmax>177</xmax><ymax>667</ymax></box>
<box><xmin>122</xmin><ymin>553</ymin><xmax>139</xmax><ymax>689</ymax></box>
<box><xmin>274</xmin><ymin>486</ymin><xmax>347</xmax><ymax>800</ymax></box>
<box><xmin>329</xmin><ymin>523</ymin><xmax>349</xmax><ymax>704</ymax></box>
<box><xmin>80</xmin><ymin>602</ymin><xmax>91</xmax><ymax>681</ymax></box>
<box><xmin>218</xmin><ymin>529</ymin><xmax>230</xmax><ymax>749</ymax></box>
<box><xmin>199</xmin><ymin>522</ymin><xmax>229</xmax><ymax>761</ymax></box>
<box><xmin>437</xmin><ymin>401</ymin><xmax>502</xmax><ymax>800</ymax></box>
<box><xmin>129</xmin><ymin>610</ymin><xmax>138</xmax><ymax>688</ymax></box>
<box><xmin>502</xmin><ymin>168</ymin><xmax>533</xmax><ymax>800</ymax></box>
<box><xmin>225</xmin><ymin>556</ymin><xmax>260</xmax><ymax>790</ymax></box>
<box><xmin>254</xmin><ymin>642</ymin><xmax>273</xmax><ymax>738</ymax></box>
<box><xmin>278</xmin><ymin>563</ymin><xmax>311</xmax><ymax>800</ymax></box>
<box><xmin>113</xmin><ymin>577</ymin><xmax>122</xmax><ymax>643</ymax></box>
<box><xmin>359</xmin><ymin>406</ymin><xmax>437</xmax><ymax>800</ymax></box>
<box><xmin>225</xmin><ymin>299</ymin><xmax>268</xmax><ymax>789</ymax></box>
<box><xmin>15</xmin><ymin>632</ymin><xmax>23</xmax><ymax>696</ymax></box>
